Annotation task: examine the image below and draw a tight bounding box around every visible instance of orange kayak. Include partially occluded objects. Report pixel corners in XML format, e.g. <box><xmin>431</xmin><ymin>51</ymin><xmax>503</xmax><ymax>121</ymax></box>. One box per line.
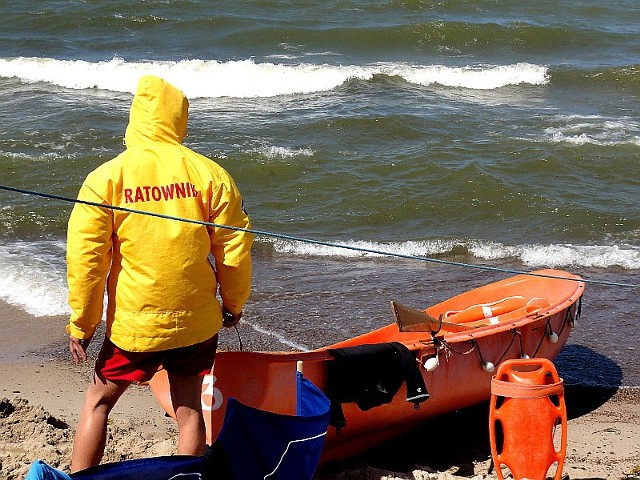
<box><xmin>148</xmin><ymin>268</ymin><xmax>584</xmax><ymax>465</ymax></box>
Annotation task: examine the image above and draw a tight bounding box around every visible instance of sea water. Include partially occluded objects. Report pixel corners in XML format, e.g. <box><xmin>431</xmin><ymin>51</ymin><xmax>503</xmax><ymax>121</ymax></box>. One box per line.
<box><xmin>0</xmin><ymin>0</ymin><xmax>638</xmax><ymax>387</ymax></box>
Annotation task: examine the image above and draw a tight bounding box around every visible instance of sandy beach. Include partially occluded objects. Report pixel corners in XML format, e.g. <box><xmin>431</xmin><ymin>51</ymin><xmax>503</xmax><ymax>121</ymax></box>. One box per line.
<box><xmin>1</xmin><ymin>302</ymin><xmax>638</xmax><ymax>479</ymax></box>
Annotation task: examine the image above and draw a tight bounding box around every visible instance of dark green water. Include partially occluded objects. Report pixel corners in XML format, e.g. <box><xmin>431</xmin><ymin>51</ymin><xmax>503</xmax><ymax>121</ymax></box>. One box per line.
<box><xmin>0</xmin><ymin>0</ymin><xmax>638</xmax><ymax>386</ymax></box>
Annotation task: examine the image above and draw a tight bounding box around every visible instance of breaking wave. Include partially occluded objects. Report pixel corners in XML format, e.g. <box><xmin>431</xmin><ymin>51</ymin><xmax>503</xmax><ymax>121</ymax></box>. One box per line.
<box><xmin>0</xmin><ymin>56</ymin><xmax>549</xmax><ymax>98</ymax></box>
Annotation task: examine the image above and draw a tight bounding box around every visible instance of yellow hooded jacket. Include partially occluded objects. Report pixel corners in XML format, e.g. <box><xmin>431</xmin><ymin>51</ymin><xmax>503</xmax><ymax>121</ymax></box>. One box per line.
<box><xmin>66</xmin><ymin>76</ymin><xmax>253</xmax><ymax>352</ymax></box>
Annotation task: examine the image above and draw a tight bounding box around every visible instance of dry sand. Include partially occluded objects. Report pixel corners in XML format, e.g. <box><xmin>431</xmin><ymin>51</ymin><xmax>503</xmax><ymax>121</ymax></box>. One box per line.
<box><xmin>0</xmin><ymin>302</ymin><xmax>638</xmax><ymax>479</ymax></box>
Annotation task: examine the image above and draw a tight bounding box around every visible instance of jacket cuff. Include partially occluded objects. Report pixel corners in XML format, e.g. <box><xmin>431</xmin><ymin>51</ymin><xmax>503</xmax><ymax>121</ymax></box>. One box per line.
<box><xmin>66</xmin><ymin>323</ymin><xmax>93</xmax><ymax>340</ymax></box>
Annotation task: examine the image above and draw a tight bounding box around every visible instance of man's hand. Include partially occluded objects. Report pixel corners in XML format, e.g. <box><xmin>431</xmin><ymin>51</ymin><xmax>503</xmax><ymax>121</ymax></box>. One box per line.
<box><xmin>222</xmin><ymin>307</ymin><xmax>242</xmax><ymax>328</ymax></box>
<box><xmin>69</xmin><ymin>335</ymin><xmax>91</xmax><ymax>364</ymax></box>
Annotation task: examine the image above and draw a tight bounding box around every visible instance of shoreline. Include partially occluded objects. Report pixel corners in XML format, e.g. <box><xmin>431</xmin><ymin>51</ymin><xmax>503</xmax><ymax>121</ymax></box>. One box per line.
<box><xmin>1</xmin><ymin>301</ymin><xmax>638</xmax><ymax>479</ymax></box>
<box><xmin>0</xmin><ymin>301</ymin><xmax>69</xmax><ymax>364</ymax></box>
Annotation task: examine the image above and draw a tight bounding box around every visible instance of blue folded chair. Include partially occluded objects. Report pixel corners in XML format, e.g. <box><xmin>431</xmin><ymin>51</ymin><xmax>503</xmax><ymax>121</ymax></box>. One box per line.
<box><xmin>214</xmin><ymin>371</ymin><xmax>331</xmax><ymax>479</ymax></box>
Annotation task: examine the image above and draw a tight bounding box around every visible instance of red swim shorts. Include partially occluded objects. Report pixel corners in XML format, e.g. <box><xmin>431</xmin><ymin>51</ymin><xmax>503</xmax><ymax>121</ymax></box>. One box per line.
<box><xmin>95</xmin><ymin>334</ymin><xmax>219</xmax><ymax>382</ymax></box>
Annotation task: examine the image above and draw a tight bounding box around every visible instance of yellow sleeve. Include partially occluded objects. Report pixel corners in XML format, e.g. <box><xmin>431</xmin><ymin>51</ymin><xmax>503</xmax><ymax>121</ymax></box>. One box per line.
<box><xmin>66</xmin><ymin>177</ymin><xmax>113</xmax><ymax>339</ymax></box>
<box><xmin>209</xmin><ymin>176</ymin><xmax>253</xmax><ymax>315</ymax></box>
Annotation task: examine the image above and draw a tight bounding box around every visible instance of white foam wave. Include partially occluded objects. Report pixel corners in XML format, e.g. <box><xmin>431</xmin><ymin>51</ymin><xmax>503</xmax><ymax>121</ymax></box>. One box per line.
<box><xmin>470</xmin><ymin>242</ymin><xmax>640</xmax><ymax>269</ymax></box>
<box><xmin>543</xmin><ymin>116</ymin><xmax>640</xmax><ymax>146</ymax></box>
<box><xmin>4</xmin><ymin>237</ymin><xmax>636</xmax><ymax>318</ymax></box>
<box><xmin>250</xmin><ymin>145</ymin><xmax>314</xmax><ymax>160</ymax></box>
<box><xmin>0</xmin><ymin>240</ymin><xmax>70</xmax><ymax>317</ymax></box>
<box><xmin>0</xmin><ymin>150</ymin><xmax>77</xmax><ymax>161</ymax></box>
<box><xmin>547</xmin><ymin>131</ymin><xmax>640</xmax><ymax>146</ymax></box>
<box><xmin>268</xmin><ymin>237</ymin><xmax>640</xmax><ymax>270</ymax></box>
<box><xmin>243</xmin><ymin>320</ymin><xmax>310</xmax><ymax>351</ymax></box>
<box><xmin>400</xmin><ymin>62</ymin><xmax>548</xmax><ymax>89</ymax></box>
<box><xmin>270</xmin><ymin>238</ymin><xmax>457</xmax><ymax>258</ymax></box>
<box><xmin>0</xmin><ymin>56</ymin><xmax>549</xmax><ymax>98</ymax></box>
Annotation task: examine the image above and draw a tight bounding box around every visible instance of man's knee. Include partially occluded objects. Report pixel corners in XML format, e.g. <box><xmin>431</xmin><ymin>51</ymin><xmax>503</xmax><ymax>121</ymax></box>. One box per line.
<box><xmin>84</xmin><ymin>375</ymin><xmax>130</xmax><ymax>410</ymax></box>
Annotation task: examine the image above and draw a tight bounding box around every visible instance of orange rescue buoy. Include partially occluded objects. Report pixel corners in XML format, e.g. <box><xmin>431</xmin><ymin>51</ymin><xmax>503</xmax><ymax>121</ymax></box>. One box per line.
<box><xmin>483</xmin><ymin>298</ymin><xmax>552</xmax><ymax>326</ymax></box>
<box><xmin>489</xmin><ymin>358</ymin><xmax>567</xmax><ymax>480</ymax></box>
<box><xmin>444</xmin><ymin>296</ymin><xmax>527</xmax><ymax>324</ymax></box>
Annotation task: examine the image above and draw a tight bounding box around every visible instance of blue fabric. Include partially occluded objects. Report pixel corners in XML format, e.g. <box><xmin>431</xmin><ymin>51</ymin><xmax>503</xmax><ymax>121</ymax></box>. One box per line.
<box><xmin>296</xmin><ymin>371</ymin><xmax>331</xmax><ymax>417</ymax></box>
<box><xmin>25</xmin><ymin>461</ymin><xmax>72</xmax><ymax>480</ymax></box>
<box><xmin>26</xmin><ymin>456</ymin><xmax>210</xmax><ymax>480</ymax></box>
<box><xmin>25</xmin><ymin>374</ymin><xmax>329</xmax><ymax>480</ymax></box>
<box><xmin>216</xmin><ymin>373</ymin><xmax>331</xmax><ymax>480</ymax></box>
<box><xmin>69</xmin><ymin>456</ymin><xmax>208</xmax><ymax>479</ymax></box>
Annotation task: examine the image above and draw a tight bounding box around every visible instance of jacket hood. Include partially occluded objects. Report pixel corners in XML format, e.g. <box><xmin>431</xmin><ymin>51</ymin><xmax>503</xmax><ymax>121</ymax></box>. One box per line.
<box><xmin>124</xmin><ymin>76</ymin><xmax>189</xmax><ymax>147</ymax></box>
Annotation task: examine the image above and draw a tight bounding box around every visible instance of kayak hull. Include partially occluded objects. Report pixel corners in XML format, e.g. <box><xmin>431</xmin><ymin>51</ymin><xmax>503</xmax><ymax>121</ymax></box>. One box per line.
<box><xmin>149</xmin><ymin>269</ymin><xmax>584</xmax><ymax>464</ymax></box>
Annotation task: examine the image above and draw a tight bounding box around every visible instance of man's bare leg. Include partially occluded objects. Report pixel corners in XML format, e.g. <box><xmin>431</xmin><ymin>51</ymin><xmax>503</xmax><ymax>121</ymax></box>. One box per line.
<box><xmin>168</xmin><ymin>372</ymin><xmax>206</xmax><ymax>455</ymax></box>
<box><xmin>71</xmin><ymin>374</ymin><xmax>131</xmax><ymax>472</ymax></box>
